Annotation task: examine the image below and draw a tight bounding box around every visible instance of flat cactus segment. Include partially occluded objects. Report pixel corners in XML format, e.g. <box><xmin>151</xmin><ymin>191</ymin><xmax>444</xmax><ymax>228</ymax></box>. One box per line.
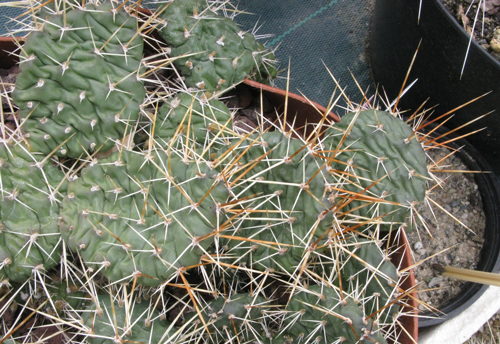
<box><xmin>155</xmin><ymin>92</ymin><xmax>232</xmax><ymax>148</ymax></box>
<box><xmin>275</xmin><ymin>285</ymin><xmax>389</xmax><ymax>344</ymax></box>
<box><xmin>12</xmin><ymin>1</ymin><xmax>145</xmax><ymax>158</ymax></box>
<box><xmin>59</xmin><ymin>149</ymin><xmax>229</xmax><ymax>286</ymax></box>
<box><xmin>0</xmin><ymin>143</ymin><xmax>66</xmax><ymax>283</ymax></box>
<box><xmin>337</xmin><ymin>238</ymin><xmax>400</xmax><ymax>320</ymax></box>
<box><xmin>158</xmin><ymin>0</ymin><xmax>276</xmax><ymax>92</ymax></box>
<box><xmin>325</xmin><ymin>110</ymin><xmax>429</xmax><ymax>229</ymax></box>
<box><xmin>219</xmin><ymin>131</ymin><xmax>336</xmax><ymax>272</ymax></box>
<box><xmin>186</xmin><ymin>293</ymin><xmax>269</xmax><ymax>342</ymax></box>
<box><xmin>82</xmin><ymin>294</ymin><xmax>175</xmax><ymax>344</ymax></box>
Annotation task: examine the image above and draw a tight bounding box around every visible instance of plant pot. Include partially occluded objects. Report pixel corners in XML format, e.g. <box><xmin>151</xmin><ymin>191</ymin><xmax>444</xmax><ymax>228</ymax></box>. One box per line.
<box><xmin>370</xmin><ymin>0</ymin><xmax>500</xmax><ymax>329</ymax></box>
<box><xmin>0</xmin><ymin>35</ymin><xmax>418</xmax><ymax>343</ymax></box>
<box><xmin>369</xmin><ymin>0</ymin><xmax>500</xmax><ymax>173</ymax></box>
<box><xmin>414</xmin><ymin>126</ymin><xmax>500</xmax><ymax>328</ymax></box>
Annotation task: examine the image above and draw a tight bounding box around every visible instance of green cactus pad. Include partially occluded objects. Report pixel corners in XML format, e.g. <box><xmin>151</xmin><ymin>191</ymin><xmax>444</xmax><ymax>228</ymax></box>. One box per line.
<box><xmin>325</xmin><ymin>110</ymin><xmax>429</xmax><ymax>230</ymax></box>
<box><xmin>218</xmin><ymin>131</ymin><xmax>337</xmax><ymax>272</ymax></box>
<box><xmin>158</xmin><ymin>0</ymin><xmax>276</xmax><ymax>93</ymax></box>
<box><xmin>0</xmin><ymin>142</ymin><xmax>66</xmax><ymax>282</ymax></box>
<box><xmin>82</xmin><ymin>294</ymin><xmax>175</xmax><ymax>344</ymax></box>
<box><xmin>154</xmin><ymin>92</ymin><xmax>231</xmax><ymax>148</ymax></box>
<box><xmin>60</xmin><ymin>149</ymin><xmax>229</xmax><ymax>286</ymax></box>
<box><xmin>186</xmin><ymin>293</ymin><xmax>269</xmax><ymax>342</ymax></box>
<box><xmin>12</xmin><ymin>1</ymin><xmax>145</xmax><ymax>158</ymax></box>
<box><xmin>334</xmin><ymin>238</ymin><xmax>400</xmax><ymax>323</ymax></box>
<box><xmin>275</xmin><ymin>284</ymin><xmax>389</xmax><ymax>344</ymax></box>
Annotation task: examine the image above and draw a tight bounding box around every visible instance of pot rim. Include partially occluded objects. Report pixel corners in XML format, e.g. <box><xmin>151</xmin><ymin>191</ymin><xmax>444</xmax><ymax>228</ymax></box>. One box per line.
<box><xmin>416</xmin><ymin>125</ymin><xmax>500</xmax><ymax>327</ymax></box>
<box><xmin>431</xmin><ymin>0</ymin><xmax>500</xmax><ymax>69</ymax></box>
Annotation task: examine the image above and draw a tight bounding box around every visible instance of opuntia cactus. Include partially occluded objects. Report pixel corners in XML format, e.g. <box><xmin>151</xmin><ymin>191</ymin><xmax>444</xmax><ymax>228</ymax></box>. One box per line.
<box><xmin>273</xmin><ymin>284</ymin><xmax>390</xmax><ymax>344</ymax></box>
<box><xmin>0</xmin><ymin>141</ymin><xmax>66</xmax><ymax>282</ymax></box>
<box><xmin>154</xmin><ymin>91</ymin><xmax>232</xmax><ymax>149</ymax></box>
<box><xmin>59</xmin><ymin>148</ymin><xmax>229</xmax><ymax>287</ymax></box>
<box><xmin>12</xmin><ymin>1</ymin><xmax>146</xmax><ymax>158</ymax></box>
<box><xmin>184</xmin><ymin>293</ymin><xmax>270</xmax><ymax>343</ymax></box>
<box><xmin>0</xmin><ymin>1</ymin><xmax>429</xmax><ymax>343</ymax></box>
<box><xmin>157</xmin><ymin>0</ymin><xmax>277</xmax><ymax>93</ymax></box>
<box><xmin>324</xmin><ymin>109</ymin><xmax>429</xmax><ymax>230</ymax></box>
<box><xmin>81</xmin><ymin>292</ymin><xmax>176</xmax><ymax>344</ymax></box>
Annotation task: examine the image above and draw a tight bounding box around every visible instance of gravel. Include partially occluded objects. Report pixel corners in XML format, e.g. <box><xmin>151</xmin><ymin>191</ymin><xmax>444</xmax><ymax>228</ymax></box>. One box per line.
<box><xmin>440</xmin><ymin>0</ymin><xmax>500</xmax><ymax>61</ymax></box>
<box><xmin>407</xmin><ymin>146</ymin><xmax>486</xmax><ymax>313</ymax></box>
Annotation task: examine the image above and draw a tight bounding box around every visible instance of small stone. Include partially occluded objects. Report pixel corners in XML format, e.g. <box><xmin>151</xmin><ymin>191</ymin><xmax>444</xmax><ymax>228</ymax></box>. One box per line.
<box><xmin>471</xmin><ymin>235</ymin><xmax>484</xmax><ymax>244</ymax></box>
<box><xmin>491</xmin><ymin>38</ymin><xmax>500</xmax><ymax>52</ymax></box>
<box><xmin>428</xmin><ymin>277</ymin><xmax>443</xmax><ymax>288</ymax></box>
<box><xmin>414</xmin><ymin>242</ymin><xmax>424</xmax><ymax>250</ymax></box>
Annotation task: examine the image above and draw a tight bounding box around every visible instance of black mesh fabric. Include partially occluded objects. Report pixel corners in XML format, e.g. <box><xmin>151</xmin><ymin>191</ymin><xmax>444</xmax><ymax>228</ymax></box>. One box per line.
<box><xmin>0</xmin><ymin>0</ymin><xmax>374</xmax><ymax>109</ymax></box>
<box><xmin>0</xmin><ymin>3</ymin><xmax>26</xmax><ymax>36</ymax></box>
<box><xmin>235</xmin><ymin>0</ymin><xmax>374</xmax><ymax>108</ymax></box>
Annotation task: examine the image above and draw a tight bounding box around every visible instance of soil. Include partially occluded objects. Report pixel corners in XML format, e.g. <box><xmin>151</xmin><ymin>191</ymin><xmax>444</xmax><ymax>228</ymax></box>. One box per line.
<box><xmin>440</xmin><ymin>0</ymin><xmax>500</xmax><ymax>61</ymax></box>
<box><xmin>407</xmin><ymin>146</ymin><xmax>486</xmax><ymax>312</ymax></box>
<box><xmin>423</xmin><ymin>1</ymin><xmax>500</xmax><ymax>341</ymax></box>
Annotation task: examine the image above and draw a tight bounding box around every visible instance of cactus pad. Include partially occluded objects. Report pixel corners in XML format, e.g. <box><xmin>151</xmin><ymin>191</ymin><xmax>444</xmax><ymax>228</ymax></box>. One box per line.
<box><xmin>60</xmin><ymin>149</ymin><xmax>229</xmax><ymax>286</ymax></box>
<box><xmin>158</xmin><ymin>0</ymin><xmax>276</xmax><ymax>93</ymax></box>
<box><xmin>154</xmin><ymin>92</ymin><xmax>232</xmax><ymax>149</ymax></box>
<box><xmin>12</xmin><ymin>1</ymin><xmax>145</xmax><ymax>158</ymax></box>
<box><xmin>0</xmin><ymin>142</ymin><xmax>66</xmax><ymax>282</ymax></box>
<box><xmin>82</xmin><ymin>293</ymin><xmax>175</xmax><ymax>344</ymax></box>
<box><xmin>325</xmin><ymin>110</ymin><xmax>429</xmax><ymax>230</ymax></box>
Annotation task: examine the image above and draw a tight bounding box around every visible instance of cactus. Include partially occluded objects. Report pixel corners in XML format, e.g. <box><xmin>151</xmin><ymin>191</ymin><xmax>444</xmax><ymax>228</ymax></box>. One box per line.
<box><xmin>218</xmin><ymin>109</ymin><xmax>428</xmax><ymax>272</ymax></box>
<box><xmin>0</xmin><ymin>1</ymin><xmax>432</xmax><ymax>343</ymax></box>
<box><xmin>59</xmin><ymin>148</ymin><xmax>229</xmax><ymax>287</ymax></box>
<box><xmin>157</xmin><ymin>0</ymin><xmax>277</xmax><ymax>93</ymax></box>
<box><xmin>81</xmin><ymin>292</ymin><xmax>176</xmax><ymax>344</ymax></box>
<box><xmin>0</xmin><ymin>142</ymin><xmax>66</xmax><ymax>282</ymax></box>
<box><xmin>217</xmin><ymin>130</ymin><xmax>337</xmax><ymax>272</ymax></box>
<box><xmin>274</xmin><ymin>284</ymin><xmax>390</xmax><ymax>344</ymax></box>
<box><xmin>12</xmin><ymin>1</ymin><xmax>146</xmax><ymax>158</ymax></box>
<box><xmin>324</xmin><ymin>109</ymin><xmax>429</xmax><ymax>230</ymax></box>
<box><xmin>154</xmin><ymin>91</ymin><xmax>232</xmax><ymax>149</ymax></box>
<box><xmin>184</xmin><ymin>293</ymin><xmax>270</xmax><ymax>343</ymax></box>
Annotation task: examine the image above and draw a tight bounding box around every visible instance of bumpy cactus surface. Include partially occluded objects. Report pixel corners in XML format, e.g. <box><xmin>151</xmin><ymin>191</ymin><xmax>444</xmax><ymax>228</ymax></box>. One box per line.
<box><xmin>185</xmin><ymin>293</ymin><xmax>269</xmax><ymax>342</ymax></box>
<box><xmin>155</xmin><ymin>91</ymin><xmax>232</xmax><ymax>148</ymax></box>
<box><xmin>325</xmin><ymin>109</ymin><xmax>429</xmax><ymax>229</ymax></box>
<box><xmin>59</xmin><ymin>148</ymin><xmax>228</xmax><ymax>287</ymax></box>
<box><xmin>219</xmin><ymin>130</ymin><xmax>337</xmax><ymax>272</ymax></box>
<box><xmin>0</xmin><ymin>142</ymin><xmax>66</xmax><ymax>282</ymax></box>
<box><xmin>82</xmin><ymin>293</ymin><xmax>175</xmax><ymax>344</ymax></box>
<box><xmin>275</xmin><ymin>284</ymin><xmax>389</xmax><ymax>344</ymax></box>
<box><xmin>12</xmin><ymin>1</ymin><xmax>145</xmax><ymax>158</ymax></box>
<box><xmin>158</xmin><ymin>0</ymin><xmax>276</xmax><ymax>93</ymax></box>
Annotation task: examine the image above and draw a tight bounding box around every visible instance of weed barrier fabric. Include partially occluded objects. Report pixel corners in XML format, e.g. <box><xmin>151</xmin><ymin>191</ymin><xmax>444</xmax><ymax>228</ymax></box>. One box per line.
<box><xmin>0</xmin><ymin>0</ymin><xmax>374</xmax><ymax>109</ymax></box>
<box><xmin>236</xmin><ymin>0</ymin><xmax>373</xmax><ymax>109</ymax></box>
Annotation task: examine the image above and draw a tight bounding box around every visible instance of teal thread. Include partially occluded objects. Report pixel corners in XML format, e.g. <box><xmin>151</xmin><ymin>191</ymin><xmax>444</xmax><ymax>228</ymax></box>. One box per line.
<box><xmin>267</xmin><ymin>0</ymin><xmax>340</xmax><ymax>47</ymax></box>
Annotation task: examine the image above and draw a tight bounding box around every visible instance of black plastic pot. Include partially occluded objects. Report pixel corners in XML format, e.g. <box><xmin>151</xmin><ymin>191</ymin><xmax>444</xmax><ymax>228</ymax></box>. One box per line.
<box><xmin>370</xmin><ymin>0</ymin><xmax>500</xmax><ymax>174</ymax></box>
<box><xmin>415</xmin><ymin>126</ymin><xmax>500</xmax><ymax>327</ymax></box>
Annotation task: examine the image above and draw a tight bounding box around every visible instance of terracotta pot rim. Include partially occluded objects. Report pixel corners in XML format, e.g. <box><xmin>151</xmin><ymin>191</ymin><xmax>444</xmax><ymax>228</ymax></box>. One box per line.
<box><xmin>243</xmin><ymin>79</ymin><xmax>341</xmax><ymax>123</ymax></box>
